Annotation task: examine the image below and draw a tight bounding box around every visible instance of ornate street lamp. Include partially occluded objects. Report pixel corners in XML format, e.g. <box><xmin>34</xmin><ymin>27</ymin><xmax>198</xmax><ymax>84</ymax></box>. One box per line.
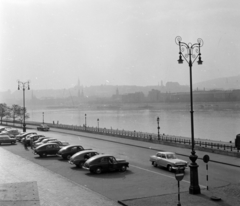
<box><xmin>42</xmin><ymin>112</ymin><xmax>44</xmax><ymax>124</ymax></box>
<box><xmin>97</xmin><ymin>118</ymin><xmax>99</xmax><ymax>132</ymax></box>
<box><xmin>157</xmin><ymin>117</ymin><xmax>160</xmax><ymax>140</ymax></box>
<box><xmin>175</xmin><ymin>36</ymin><xmax>203</xmax><ymax>195</ymax></box>
<box><xmin>18</xmin><ymin>80</ymin><xmax>30</xmax><ymax>132</ymax></box>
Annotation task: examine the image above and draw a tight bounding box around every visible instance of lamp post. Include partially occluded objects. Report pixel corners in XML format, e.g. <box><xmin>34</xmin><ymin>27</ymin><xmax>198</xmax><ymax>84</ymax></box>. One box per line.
<box><xmin>18</xmin><ymin>81</ymin><xmax>30</xmax><ymax>132</ymax></box>
<box><xmin>42</xmin><ymin>112</ymin><xmax>44</xmax><ymax>124</ymax></box>
<box><xmin>157</xmin><ymin>117</ymin><xmax>160</xmax><ymax>140</ymax></box>
<box><xmin>175</xmin><ymin>36</ymin><xmax>203</xmax><ymax>195</ymax></box>
<box><xmin>85</xmin><ymin>114</ymin><xmax>87</xmax><ymax>130</ymax></box>
<box><xmin>97</xmin><ymin>118</ymin><xmax>99</xmax><ymax>132</ymax></box>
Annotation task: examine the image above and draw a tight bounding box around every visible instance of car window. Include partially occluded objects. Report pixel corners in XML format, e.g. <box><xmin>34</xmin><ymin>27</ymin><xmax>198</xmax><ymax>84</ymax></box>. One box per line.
<box><xmin>77</xmin><ymin>146</ymin><xmax>83</xmax><ymax>150</ymax></box>
<box><xmin>162</xmin><ymin>154</ymin><xmax>166</xmax><ymax>159</ymax></box>
<box><xmin>100</xmin><ymin>157</ymin><xmax>108</xmax><ymax>163</ymax></box>
<box><xmin>109</xmin><ymin>156</ymin><xmax>117</xmax><ymax>164</ymax></box>
<box><xmin>156</xmin><ymin>153</ymin><xmax>161</xmax><ymax>157</ymax></box>
<box><xmin>71</xmin><ymin>147</ymin><xmax>77</xmax><ymax>151</ymax></box>
<box><xmin>46</xmin><ymin>145</ymin><xmax>52</xmax><ymax>148</ymax></box>
<box><xmin>167</xmin><ymin>154</ymin><xmax>176</xmax><ymax>159</ymax></box>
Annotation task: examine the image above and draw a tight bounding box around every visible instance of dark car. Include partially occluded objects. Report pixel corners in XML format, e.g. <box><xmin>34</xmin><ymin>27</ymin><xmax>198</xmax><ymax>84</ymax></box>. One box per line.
<box><xmin>57</xmin><ymin>145</ymin><xmax>91</xmax><ymax>160</ymax></box>
<box><xmin>69</xmin><ymin>150</ymin><xmax>99</xmax><ymax>168</ymax></box>
<box><xmin>37</xmin><ymin>124</ymin><xmax>50</xmax><ymax>131</ymax></box>
<box><xmin>33</xmin><ymin>143</ymin><xmax>61</xmax><ymax>157</ymax></box>
<box><xmin>83</xmin><ymin>154</ymin><xmax>129</xmax><ymax>174</ymax></box>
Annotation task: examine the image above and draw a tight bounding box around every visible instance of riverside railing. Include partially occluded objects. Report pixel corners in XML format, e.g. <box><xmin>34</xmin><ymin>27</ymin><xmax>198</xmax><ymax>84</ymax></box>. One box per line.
<box><xmin>2</xmin><ymin>119</ymin><xmax>239</xmax><ymax>154</ymax></box>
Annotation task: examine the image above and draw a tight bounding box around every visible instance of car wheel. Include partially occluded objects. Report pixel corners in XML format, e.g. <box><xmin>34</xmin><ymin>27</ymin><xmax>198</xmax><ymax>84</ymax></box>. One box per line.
<box><xmin>154</xmin><ymin>162</ymin><xmax>158</xmax><ymax>167</ymax></box>
<box><xmin>121</xmin><ymin>165</ymin><xmax>127</xmax><ymax>172</ymax></box>
<box><xmin>66</xmin><ymin>155</ymin><xmax>71</xmax><ymax>160</ymax></box>
<box><xmin>167</xmin><ymin>165</ymin><xmax>173</xmax><ymax>172</ymax></box>
<box><xmin>11</xmin><ymin>142</ymin><xmax>14</xmax><ymax>144</ymax></box>
<box><xmin>95</xmin><ymin>167</ymin><xmax>102</xmax><ymax>174</ymax></box>
<box><xmin>90</xmin><ymin>169</ymin><xmax>94</xmax><ymax>174</ymax></box>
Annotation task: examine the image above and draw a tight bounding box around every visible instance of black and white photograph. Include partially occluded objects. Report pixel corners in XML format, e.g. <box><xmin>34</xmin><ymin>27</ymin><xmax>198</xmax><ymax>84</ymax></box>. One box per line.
<box><xmin>0</xmin><ymin>1</ymin><xmax>240</xmax><ymax>205</ymax></box>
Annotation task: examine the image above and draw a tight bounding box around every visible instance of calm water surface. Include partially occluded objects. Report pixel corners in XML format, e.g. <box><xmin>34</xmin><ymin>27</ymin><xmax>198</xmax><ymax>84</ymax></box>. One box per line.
<box><xmin>29</xmin><ymin>106</ymin><xmax>240</xmax><ymax>143</ymax></box>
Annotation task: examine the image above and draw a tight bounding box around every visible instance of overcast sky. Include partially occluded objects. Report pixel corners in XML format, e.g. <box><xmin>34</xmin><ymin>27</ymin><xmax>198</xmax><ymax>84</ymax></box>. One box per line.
<box><xmin>1</xmin><ymin>0</ymin><xmax>240</xmax><ymax>91</ymax></box>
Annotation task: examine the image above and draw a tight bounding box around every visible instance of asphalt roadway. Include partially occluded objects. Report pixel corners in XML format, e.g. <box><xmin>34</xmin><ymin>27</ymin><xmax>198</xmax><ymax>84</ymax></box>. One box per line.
<box><xmin>1</xmin><ymin>127</ymin><xmax>240</xmax><ymax>206</ymax></box>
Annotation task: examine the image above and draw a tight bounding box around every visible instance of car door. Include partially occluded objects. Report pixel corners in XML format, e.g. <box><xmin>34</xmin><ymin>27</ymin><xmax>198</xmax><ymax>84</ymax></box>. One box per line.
<box><xmin>108</xmin><ymin>156</ymin><xmax>118</xmax><ymax>171</ymax></box>
<box><xmin>99</xmin><ymin>157</ymin><xmax>109</xmax><ymax>171</ymax></box>
<box><xmin>53</xmin><ymin>144</ymin><xmax>60</xmax><ymax>154</ymax></box>
<box><xmin>161</xmin><ymin>154</ymin><xmax>169</xmax><ymax>168</ymax></box>
<box><xmin>156</xmin><ymin>153</ymin><xmax>165</xmax><ymax>167</ymax></box>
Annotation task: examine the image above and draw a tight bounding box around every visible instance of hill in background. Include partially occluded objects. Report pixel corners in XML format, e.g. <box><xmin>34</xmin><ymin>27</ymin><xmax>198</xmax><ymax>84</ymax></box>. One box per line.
<box><xmin>193</xmin><ymin>75</ymin><xmax>240</xmax><ymax>90</ymax></box>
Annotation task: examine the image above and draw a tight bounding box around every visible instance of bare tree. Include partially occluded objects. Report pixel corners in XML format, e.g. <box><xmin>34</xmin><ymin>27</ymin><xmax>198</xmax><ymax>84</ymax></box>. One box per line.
<box><xmin>0</xmin><ymin>103</ymin><xmax>10</xmax><ymax>124</ymax></box>
<box><xmin>9</xmin><ymin>104</ymin><xmax>22</xmax><ymax>125</ymax></box>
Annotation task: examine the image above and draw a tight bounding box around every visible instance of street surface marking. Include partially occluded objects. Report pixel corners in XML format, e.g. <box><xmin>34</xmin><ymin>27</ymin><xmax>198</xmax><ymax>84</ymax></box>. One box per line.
<box><xmin>131</xmin><ymin>164</ymin><xmax>206</xmax><ymax>188</ymax></box>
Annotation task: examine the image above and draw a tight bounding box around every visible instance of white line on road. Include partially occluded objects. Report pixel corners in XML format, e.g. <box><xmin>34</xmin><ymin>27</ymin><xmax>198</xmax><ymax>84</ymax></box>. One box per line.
<box><xmin>130</xmin><ymin>164</ymin><xmax>206</xmax><ymax>189</ymax></box>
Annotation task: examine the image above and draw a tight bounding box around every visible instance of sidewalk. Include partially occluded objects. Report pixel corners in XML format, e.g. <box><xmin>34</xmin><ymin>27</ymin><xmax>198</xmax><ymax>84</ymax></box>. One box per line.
<box><xmin>0</xmin><ymin>147</ymin><xmax>119</xmax><ymax>206</ymax></box>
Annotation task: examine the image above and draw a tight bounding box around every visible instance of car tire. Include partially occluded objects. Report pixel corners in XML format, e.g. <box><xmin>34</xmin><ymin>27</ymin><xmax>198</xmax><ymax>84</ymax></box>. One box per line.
<box><xmin>95</xmin><ymin>167</ymin><xmax>102</xmax><ymax>174</ymax></box>
<box><xmin>121</xmin><ymin>165</ymin><xmax>127</xmax><ymax>172</ymax></box>
<box><xmin>154</xmin><ymin>162</ymin><xmax>158</xmax><ymax>167</ymax></box>
<box><xmin>66</xmin><ymin>155</ymin><xmax>71</xmax><ymax>160</ymax></box>
<box><xmin>90</xmin><ymin>169</ymin><xmax>94</xmax><ymax>174</ymax></box>
<box><xmin>167</xmin><ymin>165</ymin><xmax>173</xmax><ymax>172</ymax></box>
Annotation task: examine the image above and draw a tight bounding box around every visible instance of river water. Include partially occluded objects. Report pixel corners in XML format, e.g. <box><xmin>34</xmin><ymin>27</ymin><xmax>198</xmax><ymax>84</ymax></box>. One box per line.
<box><xmin>28</xmin><ymin>103</ymin><xmax>240</xmax><ymax>143</ymax></box>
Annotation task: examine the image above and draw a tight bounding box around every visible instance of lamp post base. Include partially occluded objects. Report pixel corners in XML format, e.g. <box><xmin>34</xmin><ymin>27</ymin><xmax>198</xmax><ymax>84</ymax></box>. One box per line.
<box><xmin>189</xmin><ymin>154</ymin><xmax>201</xmax><ymax>194</ymax></box>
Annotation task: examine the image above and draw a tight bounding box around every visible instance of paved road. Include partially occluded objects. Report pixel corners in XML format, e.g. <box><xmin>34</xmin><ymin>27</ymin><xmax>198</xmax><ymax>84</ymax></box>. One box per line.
<box><xmin>3</xmin><ymin>128</ymin><xmax>240</xmax><ymax>204</ymax></box>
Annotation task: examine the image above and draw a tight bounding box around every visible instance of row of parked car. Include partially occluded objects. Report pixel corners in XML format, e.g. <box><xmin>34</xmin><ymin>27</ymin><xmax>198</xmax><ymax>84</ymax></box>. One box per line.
<box><xmin>15</xmin><ymin>131</ymin><xmax>130</xmax><ymax>174</ymax></box>
<box><xmin>1</xmin><ymin>126</ymin><xmax>188</xmax><ymax>174</ymax></box>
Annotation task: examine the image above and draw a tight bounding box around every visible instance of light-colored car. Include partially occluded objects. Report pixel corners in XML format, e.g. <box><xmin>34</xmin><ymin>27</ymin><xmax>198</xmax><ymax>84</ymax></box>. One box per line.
<box><xmin>149</xmin><ymin>152</ymin><xmax>188</xmax><ymax>172</ymax></box>
<box><xmin>34</xmin><ymin>138</ymin><xmax>57</xmax><ymax>148</ymax></box>
<box><xmin>48</xmin><ymin>140</ymin><xmax>69</xmax><ymax>147</ymax></box>
<box><xmin>69</xmin><ymin>150</ymin><xmax>99</xmax><ymax>168</ymax></box>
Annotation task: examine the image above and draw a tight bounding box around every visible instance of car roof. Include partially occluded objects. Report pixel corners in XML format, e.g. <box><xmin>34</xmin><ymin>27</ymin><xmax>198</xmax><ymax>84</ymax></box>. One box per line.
<box><xmin>157</xmin><ymin>152</ymin><xmax>175</xmax><ymax>155</ymax></box>
<box><xmin>37</xmin><ymin>143</ymin><xmax>58</xmax><ymax>148</ymax></box>
<box><xmin>87</xmin><ymin>154</ymin><xmax>111</xmax><ymax>161</ymax></box>
<box><xmin>63</xmin><ymin>144</ymin><xmax>82</xmax><ymax>149</ymax></box>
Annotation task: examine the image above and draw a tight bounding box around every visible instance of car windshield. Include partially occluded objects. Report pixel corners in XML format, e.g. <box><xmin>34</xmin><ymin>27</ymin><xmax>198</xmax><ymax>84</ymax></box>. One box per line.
<box><xmin>166</xmin><ymin>154</ymin><xmax>176</xmax><ymax>159</ymax></box>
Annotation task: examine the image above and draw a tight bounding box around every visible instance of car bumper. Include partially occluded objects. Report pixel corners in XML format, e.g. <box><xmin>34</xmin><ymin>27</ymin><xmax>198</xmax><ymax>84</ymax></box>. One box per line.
<box><xmin>82</xmin><ymin>166</ymin><xmax>89</xmax><ymax>170</ymax></box>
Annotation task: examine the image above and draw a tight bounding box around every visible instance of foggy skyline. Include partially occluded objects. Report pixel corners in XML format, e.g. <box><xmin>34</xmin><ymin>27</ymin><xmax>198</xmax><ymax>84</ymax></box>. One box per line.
<box><xmin>1</xmin><ymin>0</ymin><xmax>240</xmax><ymax>92</ymax></box>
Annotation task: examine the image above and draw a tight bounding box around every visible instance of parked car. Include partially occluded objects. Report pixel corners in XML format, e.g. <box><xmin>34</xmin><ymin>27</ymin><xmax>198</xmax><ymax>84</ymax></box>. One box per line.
<box><xmin>26</xmin><ymin>134</ymin><xmax>45</xmax><ymax>146</ymax></box>
<box><xmin>16</xmin><ymin>132</ymin><xmax>37</xmax><ymax>142</ymax></box>
<box><xmin>37</xmin><ymin>124</ymin><xmax>50</xmax><ymax>131</ymax></box>
<box><xmin>2</xmin><ymin>128</ymin><xmax>20</xmax><ymax>137</ymax></box>
<box><xmin>0</xmin><ymin>134</ymin><xmax>16</xmax><ymax>145</ymax></box>
<box><xmin>149</xmin><ymin>152</ymin><xmax>188</xmax><ymax>172</ymax></box>
<box><xmin>83</xmin><ymin>154</ymin><xmax>129</xmax><ymax>174</ymax></box>
<box><xmin>34</xmin><ymin>138</ymin><xmax>57</xmax><ymax>148</ymax></box>
<box><xmin>48</xmin><ymin>140</ymin><xmax>69</xmax><ymax>147</ymax></box>
<box><xmin>33</xmin><ymin>143</ymin><xmax>61</xmax><ymax>157</ymax></box>
<box><xmin>69</xmin><ymin>150</ymin><xmax>99</xmax><ymax>168</ymax></box>
<box><xmin>57</xmin><ymin>145</ymin><xmax>91</xmax><ymax>160</ymax></box>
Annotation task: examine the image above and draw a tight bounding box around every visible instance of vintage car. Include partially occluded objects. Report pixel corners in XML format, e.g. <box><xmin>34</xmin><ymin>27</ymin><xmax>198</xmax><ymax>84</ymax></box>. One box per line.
<box><xmin>69</xmin><ymin>150</ymin><xmax>99</xmax><ymax>168</ymax></box>
<box><xmin>37</xmin><ymin>124</ymin><xmax>50</xmax><ymax>131</ymax></box>
<box><xmin>16</xmin><ymin>132</ymin><xmax>37</xmax><ymax>142</ymax></box>
<box><xmin>83</xmin><ymin>154</ymin><xmax>129</xmax><ymax>174</ymax></box>
<box><xmin>48</xmin><ymin>140</ymin><xmax>69</xmax><ymax>147</ymax></box>
<box><xmin>33</xmin><ymin>143</ymin><xmax>61</xmax><ymax>157</ymax></box>
<box><xmin>1</xmin><ymin>128</ymin><xmax>20</xmax><ymax>137</ymax></box>
<box><xmin>26</xmin><ymin>134</ymin><xmax>45</xmax><ymax>146</ymax></box>
<box><xmin>0</xmin><ymin>134</ymin><xmax>16</xmax><ymax>145</ymax></box>
<box><xmin>149</xmin><ymin>152</ymin><xmax>188</xmax><ymax>172</ymax></box>
<box><xmin>34</xmin><ymin>138</ymin><xmax>57</xmax><ymax>148</ymax></box>
<box><xmin>57</xmin><ymin>145</ymin><xmax>91</xmax><ymax>160</ymax></box>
